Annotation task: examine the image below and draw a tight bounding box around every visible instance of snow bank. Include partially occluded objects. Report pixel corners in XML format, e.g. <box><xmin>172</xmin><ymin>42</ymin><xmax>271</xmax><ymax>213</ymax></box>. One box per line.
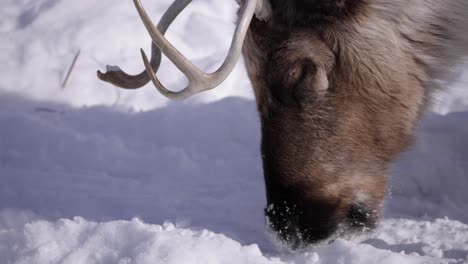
<box><xmin>1</xmin><ymin>94</ymin><xmax>467</xmax><ymax>263</ymax></box>
<box><xmin>1</xmin><ymin>210</ymin><xmax>467</xmax><ymax>264</ymax></box>
<box><xmin>388</xmin><ymin>111</ymin><xmax>468</xmax><ymax>222</ymax></box>
<box><xmin>0</xmin><ymin>0</ymin><xmax>251</xmax><ymax>110</ymax></box>
<box><xmin>433</xmin><ymin>61</ymin><xmax>468</xmax><ymax>114</ymax></box>
<box><xmin>0</xmin><ymin>95</ymin><xmax>266</xmax><ymax>248</ymax></box>
<box><xmin>1</xmin><ymin>215</ymin><xmax>279</xmax><ymax>264</ymax></box>
<box><xmin>1</xmin><ymin>0</ymin><xmax>468</xmax><ymax>263</ymax></box>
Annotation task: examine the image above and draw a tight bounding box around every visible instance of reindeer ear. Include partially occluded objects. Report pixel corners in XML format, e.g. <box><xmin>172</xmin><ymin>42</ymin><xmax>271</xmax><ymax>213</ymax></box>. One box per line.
<box><xmin>267</xmin><ymin>57</ymin><xmax>306</xmax><ymax>108</ymax></box>
<box><xmin>268</xmin><ymin>58</ymin><xmax>329</xmax><ymax>108</ymax></box>
<box><xmin>313</xmin><ymin>67</ymin><xmax>329</xmax><ymax>97</ymax></box>
<box><xmin>292</xmin><ymin>59</ymin><xmax>331</xmax><ymax>106</ymax></box>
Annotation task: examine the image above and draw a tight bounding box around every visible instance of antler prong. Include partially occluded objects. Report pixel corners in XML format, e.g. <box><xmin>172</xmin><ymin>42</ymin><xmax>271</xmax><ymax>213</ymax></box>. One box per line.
<box><xmin>98</xmin><ymin>0</ymin><xmax>272</xmax><ymax>99</ymax></box>
<box><xmin>97</xmin><ymin>0</ymin><xmax>192</xmax><ymax>89</ymax></box>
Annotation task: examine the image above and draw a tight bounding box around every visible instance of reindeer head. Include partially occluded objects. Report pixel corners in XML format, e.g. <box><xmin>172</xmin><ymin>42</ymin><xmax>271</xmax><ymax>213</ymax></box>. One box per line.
<box><xmin>98</xmin><ymin>0</ymin><xmax>426</xmax><ymax>248</ymax></box>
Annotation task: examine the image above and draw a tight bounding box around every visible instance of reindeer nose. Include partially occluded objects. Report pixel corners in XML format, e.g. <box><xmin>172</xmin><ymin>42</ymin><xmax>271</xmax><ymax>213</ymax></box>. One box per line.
<box><xmin>264</xmin><ymin>200</ymin><xmax>378</xmax><ymax>248</ymax></box>
<box><xmin>264</xmin><ymin>203</ymin><xmax>303</xmax><ymax>248</ymax></box>
<box><xmin>346</xmin><ymin>204</ymin><xmax>378</xmax><ymax>230</ymax></box>
<box><xmin>264</xmin><ymin>201</ymin><xmax>341</xmax><ymax>248</ymax></box>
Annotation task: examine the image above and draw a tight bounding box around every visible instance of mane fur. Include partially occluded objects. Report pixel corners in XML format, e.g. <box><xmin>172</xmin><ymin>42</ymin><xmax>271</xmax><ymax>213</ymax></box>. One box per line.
<box><xmin>369</xmin><ymin>0</ymin><xmax>468</xmax><ymax>86</ymax></box>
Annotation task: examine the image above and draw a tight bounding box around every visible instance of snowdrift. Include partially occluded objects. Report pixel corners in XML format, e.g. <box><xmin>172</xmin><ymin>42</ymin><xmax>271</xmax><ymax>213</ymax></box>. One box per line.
<box><xmin>1</xmin><ymin>0</ymin><xmax>468</xmax><ymax>263</ymax></box>
<box><xmin>1</xmin><ymin>95</ymin><xmax>467</xmax><ymax>263</ymax></box>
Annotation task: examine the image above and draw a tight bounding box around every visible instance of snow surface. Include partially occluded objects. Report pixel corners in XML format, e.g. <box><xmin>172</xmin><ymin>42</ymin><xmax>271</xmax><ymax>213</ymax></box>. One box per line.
<box><xmin>1</xmin><ymin>0</ymin><xmax>468</xmax><ymax>263</ymax></box>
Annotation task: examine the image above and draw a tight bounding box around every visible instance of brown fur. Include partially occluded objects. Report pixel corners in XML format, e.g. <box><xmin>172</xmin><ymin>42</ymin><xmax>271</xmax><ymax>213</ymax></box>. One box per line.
<box><xmin>240</xmin><ymin>0</ymin><xmax>468</xmax><ymax>248</ymax></box>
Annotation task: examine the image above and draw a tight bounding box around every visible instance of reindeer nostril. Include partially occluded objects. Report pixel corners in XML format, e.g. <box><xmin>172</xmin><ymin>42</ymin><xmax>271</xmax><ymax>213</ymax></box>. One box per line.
<box><xmin>265</xmin><ymin>203</ymin><xmax>303</xmax><ymax>248</ymax></box>
<box><xmin>347</xmin><ymin>204</ymin><xmax>376</xmax><ymax>229</ymax></box>
<box><xmin>265</xmin><ymin>201</ymin><xmax>342</xmax><ymax>248</ymax></box>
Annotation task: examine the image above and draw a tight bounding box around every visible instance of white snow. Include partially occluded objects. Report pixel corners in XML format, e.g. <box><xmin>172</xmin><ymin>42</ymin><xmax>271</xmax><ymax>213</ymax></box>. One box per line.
<box><xmin>1</xmin><ymin>0</ymin><xmax>468</xmax><ymax>263</ymax></box>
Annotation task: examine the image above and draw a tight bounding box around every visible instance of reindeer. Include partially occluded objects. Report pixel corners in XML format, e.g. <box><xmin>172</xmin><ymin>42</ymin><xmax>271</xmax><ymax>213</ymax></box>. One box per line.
<box><xmin>98</xmin><ymin>0</ymin><xmax>468</xmax><ymax>248</ymax></box>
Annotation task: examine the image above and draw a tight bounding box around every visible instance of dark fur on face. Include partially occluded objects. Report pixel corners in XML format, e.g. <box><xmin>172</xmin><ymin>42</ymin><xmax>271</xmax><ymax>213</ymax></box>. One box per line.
<box><xmin>269</xmin><ymin>0</ymin><xmax>365</xmax><ymax>26</ymax></box>
<box><xmin>241</xmin><ymin>0</ymin><xmax>468</xmax><ymax>249</ymax></box>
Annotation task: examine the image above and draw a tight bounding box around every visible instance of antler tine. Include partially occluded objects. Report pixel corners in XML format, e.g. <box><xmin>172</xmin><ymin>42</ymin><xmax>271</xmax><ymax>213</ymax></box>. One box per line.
<box><xmin>97</xmin><ymin>0</ymin><xmax>192</xmax><ymax>89</ymax></box>
<box><xmin>141</xmin><ymin>48</ymin><xmax>195</xmax><ymax>99</ymax></box>
<box><xmin>134</xmin><ymin>0</ymin><xmax>265</xmax><ymax>100</ymax></box>
<box><xmin>133</xmin><ymin>0</ymin><xmax>202</xmax><ymax>79</ymax></box>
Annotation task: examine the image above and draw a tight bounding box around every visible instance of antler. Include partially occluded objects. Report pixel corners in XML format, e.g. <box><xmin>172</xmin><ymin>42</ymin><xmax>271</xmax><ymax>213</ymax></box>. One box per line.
<box><xmin>97</xmin><ymin>0</ymin><xmax>191</xmax><ymax>89</ymax></box>
<box><xmin>98</xmin><ymin>0</ymin><xmax>271</xmax><ymax>99</ymax></box>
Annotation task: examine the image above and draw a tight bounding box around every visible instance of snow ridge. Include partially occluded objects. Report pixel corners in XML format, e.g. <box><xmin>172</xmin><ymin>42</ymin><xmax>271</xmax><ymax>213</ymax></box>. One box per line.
<box><xmin>1</xmin><ymin>0</ymin><xmax>468</xmax><ymax>263</ymax></box>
